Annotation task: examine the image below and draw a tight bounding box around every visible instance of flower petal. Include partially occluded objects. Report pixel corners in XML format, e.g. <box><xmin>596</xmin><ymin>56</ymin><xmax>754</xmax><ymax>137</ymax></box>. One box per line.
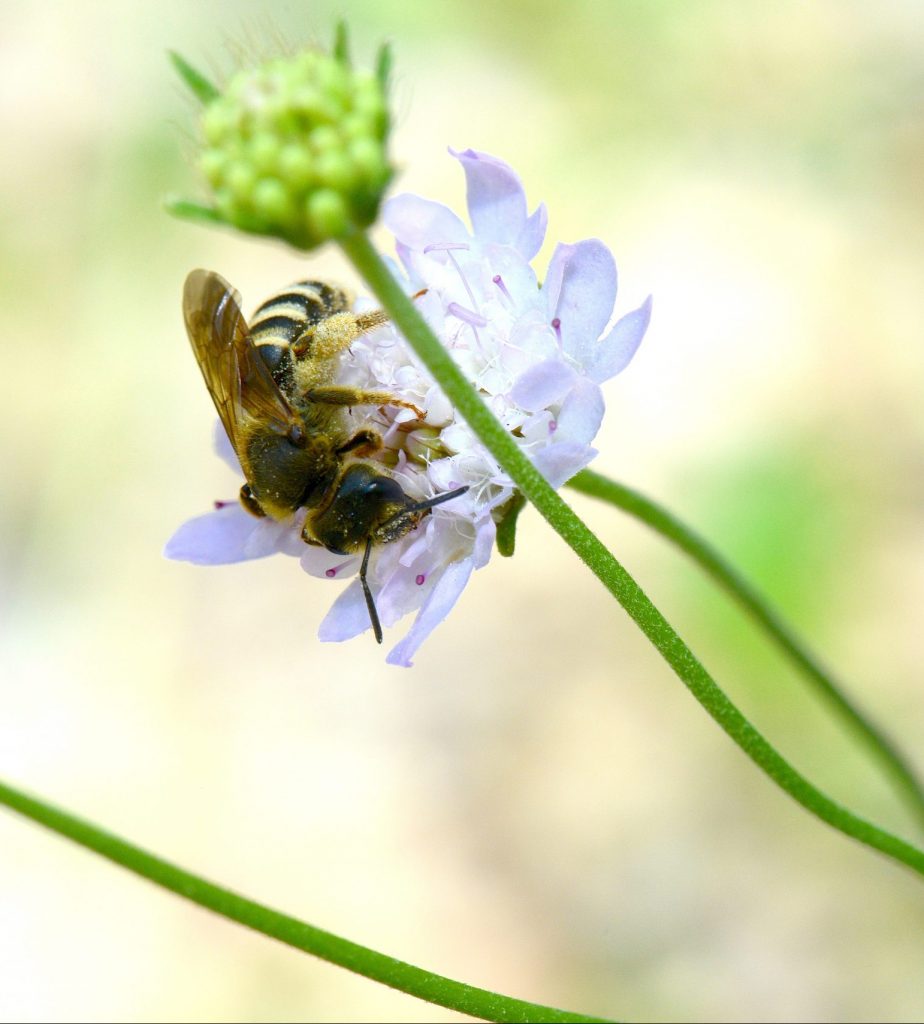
<box><xmin>382</xmin><ymin>193</ymin><xmax>470</xmax><ymax>251</ymax></box>
<box><xmin>544</xmin><ymin>240</ymin><xmax>618</xmax><ymax>365</ymax></box>
<box><xmin>318</xmin><ymin>579</ymin><xmax>373</xmax><ymax>642</ymax></box>
<box><xmin>588</xmin><ymin>295</ymin><xmax>652</xmax><ymax>383</ymax></box>
<box><xmin>300</xmin><ymin>546</ymin><xmax>359</xmax><ymax>580</ymax></box>
<box><xmin>450</xmin><ymin>148</ymin><xmax>545</xmax><ymax>259</ymax></box>
<box><xmin>164</xmin><ymin>505</ymin><xmax>275</xmax><ymax>564</ymax></box>
<box><xmin>386</xmin><ymin>558</ymin><xmax>474</xmax><ymax>667</ymax></box>
<box><xmin>509</xmin><ymin>359</ymin><xmax>578</xmax><ymax>412</ymax></box>
<box><xmin>472</xmin><ymin>517</ymin><xmax>496</xmax><ymax>569</ymax></box>
<box><xmin>243</xmin><ymin>518</ymin><xmax>300</xmax><ymax>558</ymax></box>
<box><xmin>517</xmin><ymin>202</ymin><xmax>548</xmax><ymax>262</ymax></box>
<box><xmin>532</xmin><ymin>442</ymin><xmax>597</xmax><ymax>489</ymax></box>
<box><xmin>555</xmin><ymin>378</ymin><xmax>605</xmax><ymax>446</ymax></box>
<box><xmin>376</xmin><ymin>561</ymin><xmax>429</xmax><ymax>627</ymax></box>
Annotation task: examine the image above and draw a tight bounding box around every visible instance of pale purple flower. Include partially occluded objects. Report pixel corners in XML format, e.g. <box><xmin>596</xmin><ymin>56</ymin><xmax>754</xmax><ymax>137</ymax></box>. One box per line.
<box><xmin>166</xmin><ymin>148</ymin><xmax>651</xmax><ymax>666</ymax></box>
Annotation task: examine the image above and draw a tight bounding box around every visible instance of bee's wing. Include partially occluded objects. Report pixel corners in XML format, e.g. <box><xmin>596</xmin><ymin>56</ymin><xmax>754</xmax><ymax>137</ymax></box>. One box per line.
<box><xmin>182</xmin><ymin>270</ymin><xmax>305</xmax><ymax>465</ymax></box>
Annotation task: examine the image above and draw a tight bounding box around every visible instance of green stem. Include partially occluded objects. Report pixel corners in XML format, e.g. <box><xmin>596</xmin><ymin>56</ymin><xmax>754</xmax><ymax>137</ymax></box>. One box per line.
<box><xmin>0</xmin><ymin>779</ymin><xmax>609</xmax><ymax>1024</ymax></box>
<box><xmin>340</xmin><ymin>229</ymin><xmax>924</xmax><ymax>880</ymax></box>
<box><xmin>567</xmin><ymin>469</ymin><xmax>924</xmax><ymax>832</ymax></box>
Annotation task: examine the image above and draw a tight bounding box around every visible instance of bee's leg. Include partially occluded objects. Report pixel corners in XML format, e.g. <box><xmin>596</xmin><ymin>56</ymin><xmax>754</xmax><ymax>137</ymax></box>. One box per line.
<box><xmin>302</xmin><ymin>385</ymin><xmax>425</xmax><ymax>420</ymax></box>
<box><xmin>239</xmin><ymin>483</ymin><xmax>267</xmax><ymax>518</ymax></box>
<box><xmin>335</xmin><ymin>428</ymin><xmax>384</xmax><ymax>458</ymax></box>
<box><xmin>291</xmin><ymin>291</ymin><xmax>427</xmax><ymax>359</ymax></box>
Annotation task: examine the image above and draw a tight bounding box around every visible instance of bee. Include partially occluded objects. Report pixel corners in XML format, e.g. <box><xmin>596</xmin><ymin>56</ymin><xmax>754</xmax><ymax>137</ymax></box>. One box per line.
<box><xmin>182</xmin><ymin>269</ymin><xmax>467</xmax><ymax>643</ymax></box>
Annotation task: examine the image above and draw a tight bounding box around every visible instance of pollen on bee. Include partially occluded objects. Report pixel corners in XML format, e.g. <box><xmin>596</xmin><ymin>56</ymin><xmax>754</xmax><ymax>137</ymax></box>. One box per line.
<box><xmin>310</xmin><ymin>309</ymin><xmax>390</xmax><ymax>360</ymax></box>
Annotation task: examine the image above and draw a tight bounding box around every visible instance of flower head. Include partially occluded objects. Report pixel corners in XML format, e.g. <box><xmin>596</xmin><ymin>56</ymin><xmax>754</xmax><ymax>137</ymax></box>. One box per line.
<box><xmin>191</xmin><ymin>43</ymin><xmax>391</xmax><ymax>249</ymax></box>
<box><xmin>166</xmin><ymin>149</ymin><xmax>650</xmax><ymax>666</ymax></box>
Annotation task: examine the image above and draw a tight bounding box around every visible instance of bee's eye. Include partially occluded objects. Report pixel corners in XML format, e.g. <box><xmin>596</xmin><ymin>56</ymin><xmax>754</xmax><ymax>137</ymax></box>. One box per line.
<box><xmin>364</xmin><ymin>476</ymin><xmax>405</xmax><ymax>503</ymax></box>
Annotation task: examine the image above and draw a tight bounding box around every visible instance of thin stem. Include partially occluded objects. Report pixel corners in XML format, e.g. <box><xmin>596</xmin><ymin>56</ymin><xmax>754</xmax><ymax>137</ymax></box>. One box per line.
<box><xmin>164</xmin><ymin>197</ymin><xmax>224</xmax><ymax>225</ymax></box>
<box><xmin>169</xmin><ymin>51</ymin><xmax>219</xmax><ymax>105</ymax></box>
<box><xmin>0</xmin><ymin>779</ymin><xmax>610</xmax><ymax>1024</ymax></box>
<box><xmin>340</xmin><ymin>229</ymin><xmax>924</xmax><ymax>880</ymax></box>
<box><xmin>567</xmin><ymin>469</ymin><xmax>924</xmax><ymax>832</ymax></box>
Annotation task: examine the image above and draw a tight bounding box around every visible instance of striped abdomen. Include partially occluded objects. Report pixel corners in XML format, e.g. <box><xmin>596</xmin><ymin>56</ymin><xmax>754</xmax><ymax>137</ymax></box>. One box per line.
<box><xmin>250</xmin><ymin>281</ymin><xmax>351</xmax><ymax>392</ymax></box>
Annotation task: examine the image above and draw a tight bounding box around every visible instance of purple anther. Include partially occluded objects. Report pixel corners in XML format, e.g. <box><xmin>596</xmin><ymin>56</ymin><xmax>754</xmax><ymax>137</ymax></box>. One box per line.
<box><xmin>549</xmin><ymin>419</ymin><xmax>558</xmax><ymax>434</ymax></box>
<box><xmin>415</xmin><ymin>573</ymin><xmax>426</xmax><ymax>586</ymax></box>
<box><xmin>448</xmin><ymin>302</ymin><xmax>488</xmax><ymax>328</ymax></box>
<box><xmin>325</xmin><ymin>567</ymin><xmax>337</xmax><ymax>578</ymax></box>
<box><xmin>551</xmin><ymin>316</ymin><xmax>562</xmax><ymax>340</ymax></box>
<box><xmin>492</xmin><ymin>273</ymin><xmax>512</xmax><ymax>301</ymax></box>
<box><xmin>213</xmin><ymin>499</ymin><xmax>231</xmax><ymax>509</ymax></box>
<box><xmin>424</xmin><ymin>241</ymin><xmax>471</xmax><ymax>254</ymax></box>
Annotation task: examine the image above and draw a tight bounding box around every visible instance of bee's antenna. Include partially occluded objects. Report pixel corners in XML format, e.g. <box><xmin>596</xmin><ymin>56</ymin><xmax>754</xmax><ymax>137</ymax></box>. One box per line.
<box><xmin>380</xmin><ymin>485</ymin><xmax>469</xmax><ymax>531</ymax></box>
<box><xmin>360</xmin><ymin>536</ymin><xmax>383</xmax><ymax>645</ymax></box>
<box><xmin>403</xmin><ymin>484</ymin><xmax>469</xmax><ymax>517</ymax></box>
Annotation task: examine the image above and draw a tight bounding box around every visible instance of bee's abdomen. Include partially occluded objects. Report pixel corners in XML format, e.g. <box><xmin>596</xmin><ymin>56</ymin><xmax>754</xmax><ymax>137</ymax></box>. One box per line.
<box><xmin>250</xmin><ymin>282</ymin><xmax>351</xmax><ymax>390</ymax></box>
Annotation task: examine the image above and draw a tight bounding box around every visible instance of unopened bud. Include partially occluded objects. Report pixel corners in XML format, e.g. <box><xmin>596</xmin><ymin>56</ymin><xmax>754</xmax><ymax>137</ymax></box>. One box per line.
<box><xmin>194</xmin><ymin>45</ymin><xmax>392</xmax><ymax>249</ymax></box>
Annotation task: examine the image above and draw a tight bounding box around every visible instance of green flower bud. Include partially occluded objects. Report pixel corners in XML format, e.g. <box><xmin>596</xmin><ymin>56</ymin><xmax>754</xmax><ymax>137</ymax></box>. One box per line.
<box><xmin>194</xmin><ymin>43</ymin><xmax>393</xmax><ymax>250</ymax></box>
<box><xmin>200</xmin><ymin>149</ymin><xmax>226</xmax><ymax>187</ymax></box>
<box><xmin>253</xmin><ymin>178</ymin><xmax>296</xmax><ymax>227</ymax></box>
<box><xmin>305</xmin><ymin>189</ymin><xmax>349</xmax><ymax>239</ymax></box>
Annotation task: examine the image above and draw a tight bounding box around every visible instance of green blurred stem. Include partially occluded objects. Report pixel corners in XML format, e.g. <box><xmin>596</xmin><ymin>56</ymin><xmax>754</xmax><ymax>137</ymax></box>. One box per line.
<box><xmin>168</xmin><ymin>51</ymin><xmax>219</xmax><ymax>104</ymax></box>
<box><xmin>567</xmin><ymin>469</ymin><xmax>924</xmax><ymax>832</ymax></box>
<box><xmin>0</xmin><ymin>779</ymin><xmax>609</xmax><ymax>1024</ymax></box>
<box><xmin>333</xmin><ymin>21</ymin><xmax>351</xmax><ymax>65</ymax></box>
<box><xmin>341</xmin><ymin>229</ymin><xmax>924</xmax><ymax>880</ymax></box>
<box><xmin>164</xmin><ymin>198</ymin><xmax>224</xmax><ymax>226</ymax></box>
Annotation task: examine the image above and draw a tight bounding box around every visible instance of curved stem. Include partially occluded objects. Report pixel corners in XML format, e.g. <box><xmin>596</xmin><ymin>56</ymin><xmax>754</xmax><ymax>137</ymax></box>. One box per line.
<box><xmin>341</xmin><ymin>229</ymin><xmax>924</xmax><ymax>880</ymax></box>
<box><xmin>0</xmin><ymin>779</ymin><xmax>610</xmax><ymax>1024</ymax></box>
<box><xmin>567</xmin><ymin>469</ymin><xmax>924</xmax><ymax>832</ymax></box>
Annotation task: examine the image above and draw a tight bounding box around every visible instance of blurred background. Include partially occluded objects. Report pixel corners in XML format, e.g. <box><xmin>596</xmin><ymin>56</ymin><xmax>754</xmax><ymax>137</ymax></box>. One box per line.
<box><xmin>2</xmin><ymin>0</ymin><xmax>923</xmax><ymax>1020</ymax></box>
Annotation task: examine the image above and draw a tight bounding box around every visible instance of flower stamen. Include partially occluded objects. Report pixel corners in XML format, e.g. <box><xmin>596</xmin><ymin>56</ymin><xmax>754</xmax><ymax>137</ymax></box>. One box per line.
<box><xmin>423</xmin><ymin>241</ymin><xmax>470</xmax><ymax>253</ymax></box>
<box><xmin>492</xmin><ymin>273</ymin><xmax>512</xmax><ymax>303</ymax></box>
<box><xmin>447</xmin><ymin>302</ymin><xmax>487</xmax><ymax>328</ymax></box>
<box><xmin>551</xmin><ymin>317</ymin><xmax>562</xmax><ymax>347</ymax></box>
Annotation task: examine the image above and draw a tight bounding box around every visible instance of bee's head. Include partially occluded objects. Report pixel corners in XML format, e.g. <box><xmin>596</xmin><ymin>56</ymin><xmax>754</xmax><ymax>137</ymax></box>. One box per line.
<box><xmin>310</xmin><ymin>464</ymin><xmax>419</xmax><ymax>555</ymax></box>
<box><xmin>309</xmin><ymin>464</ymin><xmax>468</xmax><ymax>555</ymax></box>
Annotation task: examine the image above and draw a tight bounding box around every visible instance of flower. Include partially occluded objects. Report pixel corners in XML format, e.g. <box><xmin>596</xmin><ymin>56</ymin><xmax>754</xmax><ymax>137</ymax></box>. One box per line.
<box><xmin>166</xmin><ymin>148</ymin><xmax>651</xmax><ymax>666</ymax></box>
